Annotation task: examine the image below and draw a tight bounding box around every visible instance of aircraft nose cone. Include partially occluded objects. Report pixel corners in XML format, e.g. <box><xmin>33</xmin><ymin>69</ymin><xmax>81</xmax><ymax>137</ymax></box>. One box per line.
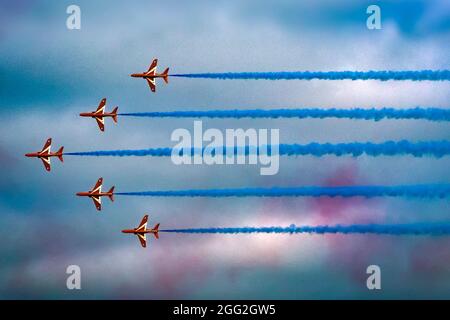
<box><xmin>25</xmin><ymin>153</ymin><xmax>31</xmax><ymax>157</ymax></box>
<box><xmin>76</xmin><ymin>192</ymin><xmax>82</xmax><ymax>196</ymax></box>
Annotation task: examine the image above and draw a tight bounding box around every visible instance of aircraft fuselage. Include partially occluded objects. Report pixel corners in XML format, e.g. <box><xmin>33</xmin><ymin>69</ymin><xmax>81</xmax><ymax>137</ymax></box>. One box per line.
<box><xmin>25</xmin><ymin>151</ymin><xmax>61</xmax><ymax>158</ymax></box>
<box><xmin>121</xmin><ymin>229</ymin><xmax>158</xmax><ymax>234</ymax></box>
<box><xmin>79</xmin><ymin>112</ymin><xmax>116</xmax><ymax>118</ymax></box>
<box><xmin>130</xmin><ymin>73</ymin><xmax>166</xmax><ymax>78</ymax></box>
<box><xmin>76</xmin><ymin>191</ymin><xmax>112</xmax><ymax>197</ymax></box>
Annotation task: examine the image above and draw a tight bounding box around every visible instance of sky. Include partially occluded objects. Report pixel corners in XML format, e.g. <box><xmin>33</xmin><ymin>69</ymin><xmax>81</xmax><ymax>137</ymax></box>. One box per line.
<box><xmin>0</xmin><ymin>0</ymin><xmax>449</xmax><ymax>299</ymax></box>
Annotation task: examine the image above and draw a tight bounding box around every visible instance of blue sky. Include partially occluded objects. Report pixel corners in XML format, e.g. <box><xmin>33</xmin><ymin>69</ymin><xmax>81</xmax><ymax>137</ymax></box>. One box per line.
<box><xmin>0</xmin><ymin>0</ymin><xmax>449</xmax><ymax>299</ymax></box>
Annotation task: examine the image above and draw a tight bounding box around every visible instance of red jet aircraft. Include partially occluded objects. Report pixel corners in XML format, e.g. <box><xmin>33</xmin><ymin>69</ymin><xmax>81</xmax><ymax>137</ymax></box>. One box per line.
<box><xmin>122</xmin><ymin>215</ymin><xmax>160</xmax><ymax>248</ymax></box>
<box><xmin>76</xmin><ymin>177</ymin><xmax>114</xmax><ymax>211</ymax></box>
<box><xmin>130</xmin><ymin>58</ymin><xmax>169</xmax><ymax>92</ymax></box>
<box><xmin>79</xmin><ymin>98</ymin><xmax>118</xmax><ymax>132</ymax></box>
<box><xmin>25</xmin><ymin>138</ymin><xmax>64</xmax><ymax>172</ymax></box>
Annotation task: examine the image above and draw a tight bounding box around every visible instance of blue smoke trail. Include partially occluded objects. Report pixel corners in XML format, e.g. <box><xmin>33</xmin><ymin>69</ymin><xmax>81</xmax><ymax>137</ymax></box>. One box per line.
<box><xmin>65</xmin><ymin>141</ymin><xmax>450</xmax><ymax>157</ymax></box>
<box><xmin>120</xmin><ymin>108</ymin><xmax>450</xmax><ymax>121</ymax></box>
<box><xmin>171</xmin><ymin>70</ymin><xmax>450</xmax><ymax>81</ymax></box>
<box><xmin>116</xmin><ymin>184</ymin><xmax>450</xmax><ymax>198</ymax></box>
<box><xmin>161</xmin><ymin>223</ymin><xmax>450</xmax><ymax>236</ymax></box>
<box><xmin>65</xmin><ymin>148</ymin><xmax>172</xmax><ymax>157</ymax></box>
<box><xmin>278</xmin><ymin>141</ymin><xmax>450</xmax><ymax>157</ymax></box>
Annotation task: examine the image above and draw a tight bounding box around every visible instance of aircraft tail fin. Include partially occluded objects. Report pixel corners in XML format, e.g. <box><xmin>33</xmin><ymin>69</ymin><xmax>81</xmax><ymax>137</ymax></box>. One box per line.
<box><xmin>111</xmin><ymin>107</ymin><xmax>118</xmax><ymax>123</ymax></box>
<box><xmin>108</xmin><ymin>186</ymin><xmax>115</xmax><ymax>201</ymax></box>
<box><xmin>57</xmin><ymin>147</ymin><xmax>64</xmax><ymax>162</ymax></box>
<box><xmin>162</xmin><ymin>68</ymin><xmax>169</xmax><ymax>84</ymax></box>
<box><xmin>153</xmin><ymin>223</ymin><xmax>160</xmax><ymax>239</ymax></box>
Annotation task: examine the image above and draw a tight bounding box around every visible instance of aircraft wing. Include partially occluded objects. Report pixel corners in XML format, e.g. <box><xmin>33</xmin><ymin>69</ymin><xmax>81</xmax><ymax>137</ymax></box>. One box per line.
<box><xmin>145</xmin><ymin>59</ymin><xmax>158</xmax><ymax>75</ymax></box>
<box><xmin>95</xmin><ymin>117</ymin><xmax>105</xmax><ymax>131</ymax></box>
<box><xmin>95</xmin><ymin>98</ymin><xmax>106</xmax><ymax>114</ymax></box>
<box><xmin>40</xmin><ymin>138</ymin><xmax>52</xmax><ymax>154</ymax></box>
<box><xmin>136</xmin><ymin>215</ymin><xmax>148</xmax><ymax>231</ymax></box>
<box><xmin>146</xmin><ymin>78</ymin><xmax>156</xmax><ymax>92</ymax></box>
<box><xmin>137</xmin><ymin>234</ymin><xmax>147</xmax><ymax>248</ymax></box>
<box><xmin>91</xmin><ymin>196</ymin><xmax>102</xmax><ymax>211</ymax></box>
<box><xmin>40</xmin><ymin>157</ymin><xmax>51</xmax><ymax>171</ymax></box>
<box><xmin>91</xmin><ymin>178</ymin><xmax>103</xmax><ymax>193</ymax></box>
